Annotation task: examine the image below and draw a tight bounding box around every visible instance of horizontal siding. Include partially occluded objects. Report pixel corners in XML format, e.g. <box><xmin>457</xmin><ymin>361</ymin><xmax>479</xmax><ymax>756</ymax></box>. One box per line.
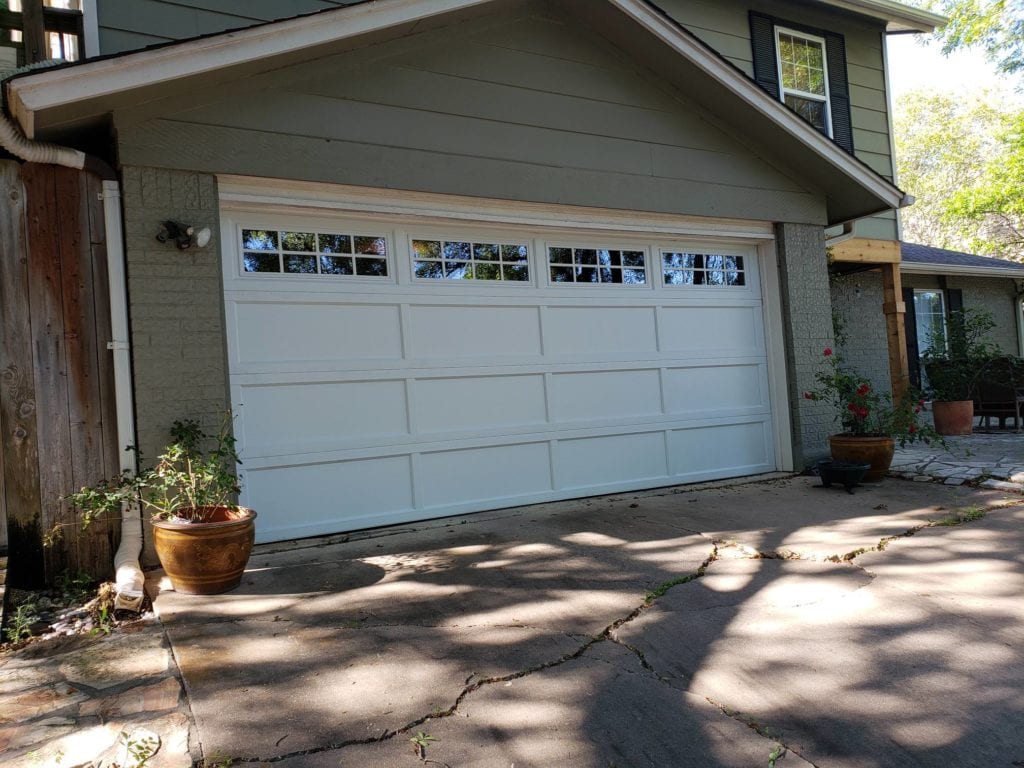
<box><xmin>658</xmin><ymin>0</ymin><xmax>894</xmax><ymax>204</ymax></box>
<box><xmin>115</xmin><ymin>10</ymin><xmax>824</xmax><ymax>224</ymax></box>
<box><xmin>97</xmin><ymin>0</ymin><xmax>353</xmax><ymax>54</ymax></box>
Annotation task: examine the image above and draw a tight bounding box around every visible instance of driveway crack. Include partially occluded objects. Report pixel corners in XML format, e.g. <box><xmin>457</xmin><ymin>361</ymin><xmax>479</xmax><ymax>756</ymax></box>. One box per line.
<box><xmin>704</xmin><ymin>697</ymin><xmax>822</xmax><ymax>768</ymax></box>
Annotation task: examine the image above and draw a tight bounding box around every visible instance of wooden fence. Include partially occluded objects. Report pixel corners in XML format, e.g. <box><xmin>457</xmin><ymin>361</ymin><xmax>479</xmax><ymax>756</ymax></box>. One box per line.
<box><xmin>0</xmin><ymin>159</ymin><xmax>120</xmax><ymax>588</ymax></box>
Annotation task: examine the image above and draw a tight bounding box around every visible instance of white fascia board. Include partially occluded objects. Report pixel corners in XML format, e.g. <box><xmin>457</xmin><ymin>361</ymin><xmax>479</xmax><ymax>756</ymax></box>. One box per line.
<box><xmin>6</xmin><ymin>0</ymin><xmax>493</xmax><ymax>138</ymax></box>
<box><xmin>609</xmin><ymin>0</ymin><xmax>906</xmax><ymax>211</ymax></box>
<box><xmin>901</xmin><ymin>262</ymin><xmax>1024</xmax><ymax>279</ymax></box>
<box><xmin>814</xmin><ymin>0</ymin><xmax>946</xmax><ymax>33</ymax></box>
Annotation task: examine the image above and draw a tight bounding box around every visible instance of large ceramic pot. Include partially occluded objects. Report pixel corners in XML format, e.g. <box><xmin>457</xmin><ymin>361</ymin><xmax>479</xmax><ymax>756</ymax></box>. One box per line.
<box><xmin>828</xmin><ymin>434</ymin><xmax>895</xmax><ymax>483</ymax></box>
<box><xmin>152</xmin><ymin>506</ymin><xmax>256</xmax><ymax>595</ymax></box>
<box><xmin>931</xmin><ymin>400</ymin><xmax>974</xmax><ymax>436</ymax></box>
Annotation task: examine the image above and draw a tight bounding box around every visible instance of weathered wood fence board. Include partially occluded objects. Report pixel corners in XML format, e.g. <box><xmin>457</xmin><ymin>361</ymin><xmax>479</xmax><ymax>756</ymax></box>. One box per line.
<box><xmin>0</xmin><ymin>160</ymin><xmax>120</xmax><ymax>587</ymax></box>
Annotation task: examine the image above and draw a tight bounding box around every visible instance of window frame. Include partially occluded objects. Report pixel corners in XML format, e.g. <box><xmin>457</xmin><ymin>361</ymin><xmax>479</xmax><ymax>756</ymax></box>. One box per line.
<box><xmin>238</xmin><ymin>226</ymin><xmax>392</xmax><ymax>280</ymax></box>
<box><xmin>408</xmin><ymin>234</ymin><xmax>533</xmax><ymax>285</ymax></box>
<box><xmin>544</xmin><ymin>242</ymin><xmax>651</xmax><ymax>288</ymax></box>
<box><xmin>912</xmin><ymin>289</ymin><xmax>948</xmax><ymax>357</ymax></box>
<box><xmin>773</xmin><ymin>25</ymin><xmax>833</xmax><ymax>139</ymax></box>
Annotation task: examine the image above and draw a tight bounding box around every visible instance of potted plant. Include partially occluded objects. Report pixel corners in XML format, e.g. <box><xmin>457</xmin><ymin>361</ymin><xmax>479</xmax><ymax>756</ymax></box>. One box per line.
<box><xmin>66</xmin><ymin>417</ymin><xmax>256</xmax><ymax>595</ymax></box>
<box><xmin>920</xmin><ymin>308</ymin><xmax>1000</xmax><ymax>435</ymax></box>
<box><xmin>804</xmin><ymin>347</ymin><xmax>940</xmax><ymax>481</ymax></box>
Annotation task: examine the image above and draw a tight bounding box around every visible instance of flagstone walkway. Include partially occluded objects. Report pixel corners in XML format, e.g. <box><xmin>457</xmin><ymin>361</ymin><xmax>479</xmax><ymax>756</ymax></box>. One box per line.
<box><xmin>891</xmin><ymin>431</ymin><xmax>1024</xmax><ymax>493</ymax></box>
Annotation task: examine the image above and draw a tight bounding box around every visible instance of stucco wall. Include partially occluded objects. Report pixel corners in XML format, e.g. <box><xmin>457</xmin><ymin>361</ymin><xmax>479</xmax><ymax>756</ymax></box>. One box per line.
<box><xmin>902</xmin><ymin>273</ymin><xmax>1021</xmax><ymax>355</ymax></box>
<box><xmin>830</xmin><ymin>270</ymin><xmax>892</xmax><ymax>396</ymax></box>
<box><xmin>122</xmin><ymin>167</ymin><xmax>231</xmax><ymax>463</ymax></box>
<box><xmin>775</xmin><ymin>223</ymin><xmax>836</xmax><ymax>467</ymax></box>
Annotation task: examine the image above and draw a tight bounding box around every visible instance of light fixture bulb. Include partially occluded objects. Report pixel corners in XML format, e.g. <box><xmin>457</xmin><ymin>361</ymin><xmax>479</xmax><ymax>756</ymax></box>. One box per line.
<box><xmin>194</xmin><ymin>227</ymin><xmax>212</xmax><ymax>249</ymax></box>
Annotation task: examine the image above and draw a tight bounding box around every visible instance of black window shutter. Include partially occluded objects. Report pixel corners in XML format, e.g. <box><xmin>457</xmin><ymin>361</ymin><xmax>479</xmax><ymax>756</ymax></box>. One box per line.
<box><xmin>824</xmin><ymin>33</ymin><xmax>854</xmax><ymax>153</ymax></box>
<box><xmin>749</xmin><ymin>12</ymin><xmax>855</xmax><ymax>154</ymax></box>
<box><xmin>903</xmin><ymin>287</ymin><xmax>921</xmax><ymax>389</ymax></box>
<box><xmin>749</xmin><ymin>12</ymin><xmax>780</xmax><ymax>99</ymax></box>
<box><xmin>946</xmin><ymin>288</ymin><xmax>964</xmax><ymax>315</ymax></box>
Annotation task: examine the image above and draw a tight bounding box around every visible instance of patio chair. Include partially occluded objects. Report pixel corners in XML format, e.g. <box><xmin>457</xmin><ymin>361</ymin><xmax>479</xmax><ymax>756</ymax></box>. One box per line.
<box><xmin>974</xmin><ymin>356</ymin><xmax>1024</xmax><ymax>432</ymax></box>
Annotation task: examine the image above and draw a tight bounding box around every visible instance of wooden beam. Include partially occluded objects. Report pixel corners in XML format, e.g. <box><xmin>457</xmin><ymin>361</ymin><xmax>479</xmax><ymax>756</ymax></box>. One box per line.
<box><xmin>882</xmin><ymin>262</ymin><xmax>911</xmax><ymax>401</ymax></box>
<box><xmin>20</xmin><ymin>0</ymin><xmax>46</xmax><ymax>65</ymax></box>
<box><xmin>829</xmin><ymin>237</ymin><xmax>901</xmax><ymax>264</ymax></box>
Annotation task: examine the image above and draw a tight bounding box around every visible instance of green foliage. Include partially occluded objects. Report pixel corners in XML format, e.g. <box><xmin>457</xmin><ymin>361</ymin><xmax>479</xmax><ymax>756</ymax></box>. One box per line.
<box><xmin>410</xmin><ymin>731</ymin><xmax>438</xmax><ymax>760</ymax></box>
<box><xmin>63</xmin><ymin>414</ymin><xmax>241</xmax><ymax>533</ymax></box>
<box><xmin>894</xmin><ymin>90</ymin><xmax>1024</xmax><ymax>261</ymax></box>
<box><xmin>920</xmin><ymin>0</ymin><xmax>1024</xmax><ymax>78</ymax></box>
<box><xmin>804</xmin><ymin>347</ymin><xmax>940</xmax><ymax>446</ymax></box>
<box><xmin>4</xmin><ymin>600</ymin><xmax>39</xmax><ymax>643</ymax></box>
<box><xmin>919</xmin><ymin>308</ymin><xmax>1001</xmax><ymax>400</ymax></box>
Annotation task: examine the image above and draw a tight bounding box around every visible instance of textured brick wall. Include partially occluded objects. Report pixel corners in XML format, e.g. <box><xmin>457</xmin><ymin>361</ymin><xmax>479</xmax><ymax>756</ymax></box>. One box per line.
<box><xmin>830</xmin><ymin>271</ymin><xmax>892</xmax><ymax>397</ymax></box>
<box><xmin>774</xmin><ymin>223</ymin><xmax>836</xmax><ymax>468</ymax></box>
<box><xmin>121</xmin><ymin>167</ymin><xmax>231</xmax><ymax>470</ymax></box>
<box><xmin>902</xmin><ymin>273</ymin><xmax>1021</xmax><ymax>354</ymax></box>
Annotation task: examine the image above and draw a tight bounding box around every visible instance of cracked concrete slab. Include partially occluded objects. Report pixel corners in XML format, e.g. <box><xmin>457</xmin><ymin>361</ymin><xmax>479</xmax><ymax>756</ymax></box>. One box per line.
<box><xmin>267</xmin><ymin>641</ymin><xmax>814</xmax><ymax>768</ymax></box>
<box><xmin>147</xmin><ymin>477</ymin><xmax>1024</xmax><ymax>767</ymax></box>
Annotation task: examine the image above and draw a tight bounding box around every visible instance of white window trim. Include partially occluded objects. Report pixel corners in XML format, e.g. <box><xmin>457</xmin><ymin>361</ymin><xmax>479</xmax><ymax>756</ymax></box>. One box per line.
<box><xmin>913</xmin><ymin>288</ymin><xmax>947</xmax><ymax>357</ymax></box>
<box><xmin>236</xmin><ymin>224</ymin><xmax>392</xmax><ymax>281</ymax></box>
<box><xmin>659</xmin><ymin>249</ymin><xmax>750</xmax><ymax>290</ymax></box>
<box><xmin>774</xmin><ymin>25</ymin><xmax>833</xmax><ymax>139</ymax></box>
<box><xmin>409</xmin><ymin>235</ymin><xmax>534</xmax><ymax>286</ymax></box>
<box><xmin>544</xmin><ymin>243</ymin><xmax>652</xmax><ymax>288</ymax></box>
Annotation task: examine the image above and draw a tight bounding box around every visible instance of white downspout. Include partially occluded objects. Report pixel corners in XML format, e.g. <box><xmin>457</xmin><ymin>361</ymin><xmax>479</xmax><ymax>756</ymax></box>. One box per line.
<box><xmin>0</xmin><ymin>104</ymin><xmax>144</xmax><ymax>610</ymax></box>
<box><xmin>101</xmin><ymin>181</ymin><xmax>145</xmax><ymax>612</ymax></box>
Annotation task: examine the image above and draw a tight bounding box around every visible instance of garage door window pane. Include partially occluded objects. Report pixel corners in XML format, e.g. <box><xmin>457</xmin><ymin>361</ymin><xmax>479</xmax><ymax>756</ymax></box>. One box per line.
<box><xmin>413</xmin><ymin>238</ymin><xmax>530</xmax><ymax>282</ymax></box>
<box><xmin>663</xmin><ymin>252</ymin><xmax>745</xmax><ymax>287</ymax></box>
<box><xmin>240</xmin><ymin>228</ymin><xmax>388</xmax><ymax>277</ymax></box>
<box><xmin>547</xmin><ymin>246</ymin><xmax>647</xmax><ymax>285</ymax></box>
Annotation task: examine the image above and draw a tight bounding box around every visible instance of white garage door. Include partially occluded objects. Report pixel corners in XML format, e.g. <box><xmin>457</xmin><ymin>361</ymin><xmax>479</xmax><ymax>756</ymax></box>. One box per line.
<box><xmin>222</xmin><ymin>206</ymin><xmax>778</xmax><ymax>543</ymax></box>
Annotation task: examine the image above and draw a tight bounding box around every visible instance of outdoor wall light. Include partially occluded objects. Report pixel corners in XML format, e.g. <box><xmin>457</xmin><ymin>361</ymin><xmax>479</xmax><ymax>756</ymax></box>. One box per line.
<box><xmin>156</xmin><ymin>220</ymin><xmax>212</xmax><ymax>250</ymax></box>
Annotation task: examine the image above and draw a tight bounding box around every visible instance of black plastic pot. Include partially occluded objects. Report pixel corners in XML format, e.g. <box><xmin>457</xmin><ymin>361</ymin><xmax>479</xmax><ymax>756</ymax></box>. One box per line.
<box><xmin>817</xmin><ymin>460</ymin><xmax>871</xmax><ymax>494</ymax></box>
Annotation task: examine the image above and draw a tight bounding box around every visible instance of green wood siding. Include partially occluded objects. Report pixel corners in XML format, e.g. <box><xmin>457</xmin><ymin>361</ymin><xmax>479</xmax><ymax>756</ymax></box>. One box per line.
<box><xmin>113</xmin><ymin>8</ymin><xmax>825</xmax><ymax>224</ymax></box>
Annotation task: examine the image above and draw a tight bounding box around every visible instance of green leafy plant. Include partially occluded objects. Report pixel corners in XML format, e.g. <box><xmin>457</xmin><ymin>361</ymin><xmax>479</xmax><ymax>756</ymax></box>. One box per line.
<box><xmin>61</xmin><ymin>414</ymin><xmax>241</xmax><ymax>534</ymax></box>
<box><xmin>768</xmin><ymin>746</ymin><xmax>785</xmax><ymax>767</ymax></box>
<box><xmin>920</xmin><ymin>308</ymin><xmax>1001</xmax><ymax>402</ymax></box>
<box><xmin>410</xmin><ymin>731</ymin><xmax>438</xmax><ymax>760</ymax></box>
<box><xmin>804</xmin><ymin>347</ymin><xmax>941</xmax><ymax>446</ymax></box>
<box><xmin>4</xmin><ymin>600</ymin><xmax>40</xmax><ymax>643</ymax></box>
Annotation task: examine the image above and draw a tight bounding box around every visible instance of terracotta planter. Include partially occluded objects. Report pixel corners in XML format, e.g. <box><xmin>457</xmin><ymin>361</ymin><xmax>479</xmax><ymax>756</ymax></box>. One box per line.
<box><xmin>152</xmin><ymin>506</ymin><xmax>256</xmax><ymax>595</ymax></box>
<box><xmin>828</xmin><ymin>434</ymin><xmax>895</xmax><ymax>483</ymax></box>
<box><xmin>931</xmin><ymin>400</ymin><xmax>974</xmax><ymax>436</ymax></box>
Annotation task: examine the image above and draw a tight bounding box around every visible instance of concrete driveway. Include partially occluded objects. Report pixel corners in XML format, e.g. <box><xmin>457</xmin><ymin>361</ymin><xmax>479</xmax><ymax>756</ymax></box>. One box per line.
<box><xmin>151</xmin><ymin>475</ymin><xmax>1024</xmax><ymax>767</ymax></box>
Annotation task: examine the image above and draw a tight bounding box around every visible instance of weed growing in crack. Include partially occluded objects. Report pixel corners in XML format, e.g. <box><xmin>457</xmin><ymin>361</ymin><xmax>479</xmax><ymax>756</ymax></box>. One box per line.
<box><xmin>410</xmin><ymin>731</ymin><xmax>438</xmax><ymax>760</ymax></box>
<box><xmin>4</xmin><ymin>600</ymin><xmax>40</xmax><ymax>643</ymax></box>
<box><xmin>768</xmin><ymin>745</ymin><xmax>786</xmax><ymax>766</ymax></box>
<box><xmin>644</xmin><ymin>546</ymin><xmax>720</xmax><ymax>603</ymax></box>
<box><xmin>933</xmin><ymin>505</ymin><xmax>986</xmax><ymax>526</ymax></box>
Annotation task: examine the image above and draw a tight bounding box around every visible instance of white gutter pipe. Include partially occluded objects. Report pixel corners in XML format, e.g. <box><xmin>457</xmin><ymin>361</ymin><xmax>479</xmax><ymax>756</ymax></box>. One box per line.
<box><xmin>0</xmin><ymin>106</ymin><xmax>144</xmax><ymax>611</ymax></box>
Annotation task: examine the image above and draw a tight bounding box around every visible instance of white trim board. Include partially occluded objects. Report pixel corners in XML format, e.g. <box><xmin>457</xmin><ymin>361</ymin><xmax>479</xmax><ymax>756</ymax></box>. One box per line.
<box><xmin>217</xmin><ymin>177</ymin><xmax>777</xmax><ymax>242</ymax></box>
<box><xmin>901</xmin><ymin>262</ymin><xmax>1024</xmax><ymax>279</ymax></box>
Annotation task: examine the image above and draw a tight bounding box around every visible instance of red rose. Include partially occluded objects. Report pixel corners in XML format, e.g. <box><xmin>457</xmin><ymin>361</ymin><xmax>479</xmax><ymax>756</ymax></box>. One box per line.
<box><xmin>857</xmin><ymin>384</ymin><xmax>870</xmax><ymax>396</ymax></box>
<box><xmin>824</xmin><ymin>348</ymin><xmax>833</xmax><ymax>357</ymax></box>
<box><xmin>858</xmin><ymin>407</ymin><xmax>869</xmax><ymax>418</ymax></box>
<box><xmin>847</xmin><ymin>403</ymin><xmax>857</xmax><ymax>412</ymax></box>
<box><xmin>803</xmin><ymin>391</ymin><xmax>813</xmax><ymax>400</ymax></box>
<box><xmin>909</xmin><ymin>424</ymin><xmax>917</xmax><ymax>433</ymax></box>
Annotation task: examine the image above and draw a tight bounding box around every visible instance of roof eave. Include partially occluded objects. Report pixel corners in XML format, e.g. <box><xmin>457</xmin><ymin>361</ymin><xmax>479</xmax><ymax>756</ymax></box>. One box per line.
<box><xmin>814</xmin><ymin>0</ymin><xmax>946</xmax><ymax>33</ymax></box>
<box><xmin>901</xmin><ymin>261</ymin><xmax>1024</xmax><ymax>278</ymax></box>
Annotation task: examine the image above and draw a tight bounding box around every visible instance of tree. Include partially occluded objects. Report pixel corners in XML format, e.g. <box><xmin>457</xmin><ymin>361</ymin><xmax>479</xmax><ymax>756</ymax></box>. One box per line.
<box><xmin>894</xmin><ymin>89</ymin><xmax>1024</xmax><ymax>261</ymax></box>
<box><xmin>918</xmin><ymin>0</ymin><xmax>1024</xmax><ymax>78</ymax></box>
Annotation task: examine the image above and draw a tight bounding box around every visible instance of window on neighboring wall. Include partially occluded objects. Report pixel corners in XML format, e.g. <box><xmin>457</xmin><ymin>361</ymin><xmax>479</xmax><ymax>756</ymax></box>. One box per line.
<box><xmin>775</xmin><ymin>27</ymin><xmax>831</xmax><ymax>137</ymax></box>
<box><xmin>1</xmin><ymin>0</ymin><xmax>84</xmax><ymax>64</ymax></box>
<box><xmin>914</xmin><ymin>289</ymin><xmax>947</xmax><ymax>355</ymax></box>
<box><xmin>749</xmin><ymin>12</ymin><xmax>854</xmax><ymax>153</ymax></box>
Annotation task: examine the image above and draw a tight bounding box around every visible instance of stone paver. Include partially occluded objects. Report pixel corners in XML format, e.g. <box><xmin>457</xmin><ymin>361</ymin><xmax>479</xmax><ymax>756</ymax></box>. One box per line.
<box><xmin>892</xmin><ymin>432</ymin><xmax>1024</xmax><ymax>491</ymax></box>
<box><xmin>148</xmin><ymin>476</ymin><xmax>1022</xmax><ymax>767</ymax></box>
<box><xmin>0</xmin><ymin>621</ymin><xmax>192</xmax><ymax>767</ymax></box>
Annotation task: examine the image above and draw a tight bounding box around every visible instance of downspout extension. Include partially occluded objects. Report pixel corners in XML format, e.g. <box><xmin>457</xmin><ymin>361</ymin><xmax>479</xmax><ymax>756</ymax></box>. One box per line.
<box><xmin>1</xmin><ymin>89</ymin><xmax>141</xmax><ymax>610</ymax></box>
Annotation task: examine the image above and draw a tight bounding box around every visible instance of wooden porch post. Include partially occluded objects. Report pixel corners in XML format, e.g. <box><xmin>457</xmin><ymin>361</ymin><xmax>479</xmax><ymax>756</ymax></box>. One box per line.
<box><xmin>882</xmin><ymin>262</ymin><xmax>910</xmax><ymax>401</ymax></box>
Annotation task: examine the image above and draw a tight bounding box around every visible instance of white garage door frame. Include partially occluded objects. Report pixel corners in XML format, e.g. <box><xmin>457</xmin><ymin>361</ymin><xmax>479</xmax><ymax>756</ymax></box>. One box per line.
<box><xmin>218</xmin><ymin>177</ymin><xmax>794</xmax><ymax>543</ymax></box>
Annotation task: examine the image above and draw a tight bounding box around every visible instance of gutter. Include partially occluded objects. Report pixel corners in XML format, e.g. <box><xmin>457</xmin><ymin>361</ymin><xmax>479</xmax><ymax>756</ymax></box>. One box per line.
<box><xmin>900</xmin><ymin>262</ymin><xmax>1024</xmax><ymax>279</ymax></box>
<box><xmin>1</xmin><ymin>69</ymin><xmax>144</xmax><ymax>612</ymax></box>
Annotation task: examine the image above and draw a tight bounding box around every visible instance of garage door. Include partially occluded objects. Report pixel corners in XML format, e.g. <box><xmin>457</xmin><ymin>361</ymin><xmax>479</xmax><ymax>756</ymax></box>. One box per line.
<box><xmin>222</xmin><ymin>208</ymin><xmax>777</xmax><ymax>543</ymax></box>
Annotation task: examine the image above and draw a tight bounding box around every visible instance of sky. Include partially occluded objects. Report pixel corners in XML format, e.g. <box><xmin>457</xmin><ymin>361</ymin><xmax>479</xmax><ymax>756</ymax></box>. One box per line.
<box><xmin>887</xmin><ymin>32</ymin><xmax>1022</xmax><ymax>105</ymax></box>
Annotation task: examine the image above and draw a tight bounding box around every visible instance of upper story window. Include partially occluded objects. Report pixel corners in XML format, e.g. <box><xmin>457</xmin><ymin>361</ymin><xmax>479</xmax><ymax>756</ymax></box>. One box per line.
<box><xmin>749</xmin><ymin>12</ymin><xmax>853</xmax><ymax>154</ymax></box>
<box><xmin>775</xmin><ymin>27</ymin><xmax>831</xmax><ymax>137</ymax></box>
<box><xmin>1</xmin><ymin>0</ymin><xmax>84</xmax><ymax>65</ymax></box>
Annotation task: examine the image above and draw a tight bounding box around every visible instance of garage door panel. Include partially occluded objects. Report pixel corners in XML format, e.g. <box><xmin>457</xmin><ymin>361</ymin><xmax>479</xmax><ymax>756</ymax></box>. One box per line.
<box><xmin>659</xmin><ymin>306</ymin><xmax>763</xmax><ymax>354</ymax></box>
<box><xmin>550</xmin><ymin>369</ymin><xmax>662</xmax><ymax>423</ymax></box>
<box><xmin>558</xmin><ymin>431</ymin><xmax>668</xmax><ymax>490</ymax></box>
<box><xmin>244</xmin><ymin>455</ymin><xmax>415</xmax><ymax>539</ymax></box>
<box><xmin>418</xmin><ymin>443</ymin><xmax>553</xmax><ymax>508</ymax></box>
<box><xmin>415</xmin><ymin>374</ymin><xmax>547</xmax><ymax>434</ymax></box>
<box><xmin>664</xmin><ymin>364</ymin><xmax>767</xmax><ymax>416</ymax></box>
<box><xmin>239</xmin><ymin>379</ymin><xmax>409</xmax><ymax>454</ymax></box>
<box><xmin>409</xmin><ymin>305</ymin><xmax>542</xmax><ymax>359</ymax></box>
<box><xmin>544</xmin><ymin>307</ymin><xmax>658</xmax><ymax>356</ymax></box>
<box><xmin>233</xmin><ymin>301</ymin><xmax>404</xmax><ymax>365</ymax></box>
<box><xmin>668</xmin><ymin>421</ymin><xmax>771</xmax><ymax>477</ymax></box>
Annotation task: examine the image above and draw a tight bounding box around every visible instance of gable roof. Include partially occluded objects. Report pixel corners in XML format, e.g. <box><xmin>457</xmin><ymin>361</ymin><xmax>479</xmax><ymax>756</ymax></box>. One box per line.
<box><xmin>3</xmin><ymin>0</ymin><xmax>912</xmax><ymax>225</ymax></box>
<box><xmin>901</xmin><ymin>242</ymin><xmax>1024</xmax><ymax>278</ymax></box>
